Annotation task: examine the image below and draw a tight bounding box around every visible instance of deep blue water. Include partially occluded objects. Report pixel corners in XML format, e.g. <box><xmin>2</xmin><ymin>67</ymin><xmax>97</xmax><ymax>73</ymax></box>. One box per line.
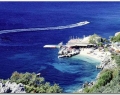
<box><xmin>0</xmin><ymin>2</ymin><xmax>120</xmax><ymax>93</ymax></box>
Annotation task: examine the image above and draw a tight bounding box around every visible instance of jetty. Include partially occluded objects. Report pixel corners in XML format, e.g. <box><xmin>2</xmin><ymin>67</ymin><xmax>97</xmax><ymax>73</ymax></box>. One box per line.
<box><xmin>43</xmin><ymin>34</ymin><xmax>104</xmax><ymax>58</ymax></box>
<box><xmin>58</xmin><ymin>46</ymin><xmax>80</xmax><ymax>58</ymax></box>
<box><xmin>43</xmin><ymin>35</ymin><xmax>98</xmax><ymax>58</ymax></box>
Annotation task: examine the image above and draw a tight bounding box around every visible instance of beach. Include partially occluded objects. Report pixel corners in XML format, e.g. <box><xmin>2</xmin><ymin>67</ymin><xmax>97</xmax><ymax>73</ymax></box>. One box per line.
<box><xmin>79</xmin><ymin>48</ymin><xmax>111</xmax><ymax>62</ymax></box>
<box><xmin>0</xmin><ymin>2</ymin><xmax>120</xmax><ymax>93</ymax></box>
<box><xmin>75</xmin><ymin>47</ymin><xmax>117</xmax><ymax>93</ymax></box>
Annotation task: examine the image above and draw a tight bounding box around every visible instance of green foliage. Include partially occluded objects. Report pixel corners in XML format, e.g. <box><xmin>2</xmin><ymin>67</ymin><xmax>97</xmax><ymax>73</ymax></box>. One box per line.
<box><xmin>83</xmin><ymin>69</ymin><xmax>113</xmax><ymax>93</ymax></box>
<box><xmin>97</xmin><ymin>42</ymin><xmax>103</xmax><ymax>47</ymax></box>
<box><xmin>97</xmin><ymin>79</ymin><xmax>106</xmax><ymax>87</ymax></box>
<box><xmin>93</xmin><ymin>74</ymin><xmax>120</xmax><ymax>93</ymax></box>
<box><xmin>83</xmin><ymin>87</ymin><xmax>90</xmax><ymax>93</ymax></box>
<box><xmin>0</xmin><ymin>79</ymin><xmax>8</xmax><ymax>84</ymax></box>
<box><xmin>89</xmin><ymin>34</ymin><xmax>100</xmax><ymax>44</ymax></box>
<box><xmin>82</xmin><ymin>54</ymin><xmax>120</xmax><ymax>93</ymax></box>
<box><xmin>78</xmin><ymin>53</ymin><xmax>120</xmax><ymax>94</ymax></box>
<box><xmin>104</xmin><ymin>47</ymin><xmax>108</xmax><ymax>52</ymax></box>
<box><xmin>89</xmin><ymin>34</ymin><xmax>104</xmax><ymax>46</ymax></box>
<box><xmin>111</xmin><ymin>34</ymin><xmax>120</xmax><ymax>42</ymax></box>
<box><xmin>95</xmin><ymin>70</ymin><xmax>113</xmax><ymax>87</ymax></box>
<box><xmin>102</xmin><ymin>38</ymin><xmax>109</xmax><ymax>43</ymax></box>
<box><xmin>111</xmin><ymin>54</ymin><xmax>116</xmax><ymax>60</ymax></box>
<box><xmin>10</xmin><ymin>71</ymin><xmax>63</xmax><ymax>93</ymax></box>
<box><xmin>83</xmin><ymin>67</ymin><xmax>120</xmax><ymax>93</ymax></box>
<box><xmin>114</xmin><ymin>55</ymin><xmax>120</xmax><ymax>67</ymax></box>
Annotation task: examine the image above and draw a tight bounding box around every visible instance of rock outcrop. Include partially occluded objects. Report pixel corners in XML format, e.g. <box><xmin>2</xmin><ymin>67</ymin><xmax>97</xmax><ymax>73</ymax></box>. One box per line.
<box><xmin>0</xmin><ymin>80</ymin><xmax>26</xmax><ymax>93</ymax></box>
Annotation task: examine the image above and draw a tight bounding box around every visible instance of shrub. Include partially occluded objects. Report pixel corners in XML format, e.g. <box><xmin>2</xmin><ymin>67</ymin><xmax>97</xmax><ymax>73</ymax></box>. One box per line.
<box><xmin>111</xmin><ymin>34</ymin><xmax>120</xmax><ymax>42</ymax></box>
<box><xmin>9</xmin><ymin>71</ymin><xmax>63</xmax><ymax>93</ymax></box>
<box><xmin>97</xmin><ymin>70</ymin><xmax>113</xmax><ymax>86</ymax></box>
<box><xmin>83</xmin><ymin>70</ymin><xmax>113</xmax><ymax>93</ymax></box>
<box><xmin>114</xmin><ymin>55</ymin><xmax>120</xmax><ymax>67</ymax></box>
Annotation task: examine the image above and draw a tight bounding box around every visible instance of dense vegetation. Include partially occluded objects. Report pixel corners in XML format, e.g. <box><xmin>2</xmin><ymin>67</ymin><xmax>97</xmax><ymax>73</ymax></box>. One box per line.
<box><xmin>111</xmin><ymin>33</ymin><xmax>120</xmax><ymax>42</ymax></box>
<box><xmin>9</xmin><ymin>71</ymin><xmax>63</xmax><ymax>93</ymax></box>
<box><xmin>89</xmin><ymin>34</ymin><xmax>105</xmax><ymax>46</ymax></box>
<box><xmin>83</xmin><ymin>69</ymin><xmax>113</xmax><ymax>93</ymax></box>
<box><xmin>83</xmin><ymin>54</ymin><xmax>120</xmax><ymax>93</ymax></box>
<box><xmin>89</xmin><ymin>34</ymin><xmax>100</xmax><ymax>44</ymax></box>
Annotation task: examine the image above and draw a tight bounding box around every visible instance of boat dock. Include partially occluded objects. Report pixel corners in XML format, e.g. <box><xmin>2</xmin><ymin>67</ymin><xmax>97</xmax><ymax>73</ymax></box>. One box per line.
<box><xmin>58</xmin><ymin>45</ymin><xmax>80</xmax><ymax>58</ymax></box>
<box><xmin>43</xmin><ymin>36</ymin><xmax>97</xmax><ymax>58</ymax></box>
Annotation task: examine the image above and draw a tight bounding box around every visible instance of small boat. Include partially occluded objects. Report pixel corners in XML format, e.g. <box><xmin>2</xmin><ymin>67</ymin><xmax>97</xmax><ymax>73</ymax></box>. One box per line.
<box><xmin>58</xmin><ymin>55</ymin><xmax>66</xmax><ymax>58</ymax></box>
<box><xmin>43</xmin><ymin>45</ymin><xmax>57</xmax><ymax>48</ymax></box>
<box><xmin>43</xmin><ymin>42</ymin><xmax>63</xmax><ymax>49</ymax></box>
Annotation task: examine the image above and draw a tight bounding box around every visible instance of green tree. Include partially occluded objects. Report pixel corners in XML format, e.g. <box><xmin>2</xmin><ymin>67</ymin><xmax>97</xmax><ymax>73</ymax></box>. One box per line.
<box><xmin>111</xmin><ymin>34</ymin><xmax>120</xmax><ymax>42</ymax></box>
<box><xmin>114</xmin><ymin>55</ymin><xmax>120</xmax><ymax>67</ymax></box>
<box><xmin>83</xmin><ymin>70</ymin><xmax>113</xmax><ymax>93</ymax></box>
<box><xmin>89</xmin><ymin>33</ymin><xmax>102</xmax><ymax>44</ymax></box>
<box><xmin>10</xmin><ymin>71</ymin><xmax>63</xmax><ymax>93</ymax></box>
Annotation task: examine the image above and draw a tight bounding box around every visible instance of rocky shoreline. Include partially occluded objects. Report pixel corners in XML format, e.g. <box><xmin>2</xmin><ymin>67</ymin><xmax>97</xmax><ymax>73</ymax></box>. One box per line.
<box><xmin>0</xmin><ymin>80</ymin><xmax>26</xmax><ymax>93</ymax></box>
<box><xmin>76</xmin><ymin>54</ymin><xmax>117</xmax><ymax>93</ymax></box>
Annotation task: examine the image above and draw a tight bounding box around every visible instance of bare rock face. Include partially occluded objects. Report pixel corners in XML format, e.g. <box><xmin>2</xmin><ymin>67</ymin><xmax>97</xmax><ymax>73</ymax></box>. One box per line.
<box><xmin>115</xmin><ymin>32</ymin><xmax>120</xmax><ymax>36</ymax></box>
<box><xmin>0</xmin><ymin>81</ymin><xmax>26</xmax><ymax>93</ymax></box>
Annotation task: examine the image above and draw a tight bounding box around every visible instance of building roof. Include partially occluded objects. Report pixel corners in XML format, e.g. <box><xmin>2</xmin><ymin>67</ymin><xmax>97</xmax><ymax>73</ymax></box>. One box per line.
<box><xmin>66</xmin><ymin>43</ymin><xmax>95</xmax><ymax>47</ymax></box>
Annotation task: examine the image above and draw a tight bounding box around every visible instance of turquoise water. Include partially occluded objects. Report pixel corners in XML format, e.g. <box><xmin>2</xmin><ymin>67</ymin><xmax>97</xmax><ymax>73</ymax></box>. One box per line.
<box><xmin>0</xmin><ymin>2</ymin><xmax>119</xmax><ymax>93</ymax></box>
<box><xmin>73</xmin><ymin>55</ymin><xmax>101</xmax><ymax>64</ymax></box>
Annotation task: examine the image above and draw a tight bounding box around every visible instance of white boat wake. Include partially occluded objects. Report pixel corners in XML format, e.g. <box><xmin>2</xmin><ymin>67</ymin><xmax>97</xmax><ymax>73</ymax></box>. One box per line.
<box><xmin>0</xmin><ymin>21</ymin><xmax>90</xmax><ymax>34</ymax></box>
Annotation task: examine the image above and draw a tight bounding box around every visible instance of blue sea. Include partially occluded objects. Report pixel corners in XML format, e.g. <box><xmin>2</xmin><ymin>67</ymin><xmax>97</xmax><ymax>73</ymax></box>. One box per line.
<box><xmin>0</xmin><ymin>2</ymin><xmax>119</xmax><ymax>93</ymax></box>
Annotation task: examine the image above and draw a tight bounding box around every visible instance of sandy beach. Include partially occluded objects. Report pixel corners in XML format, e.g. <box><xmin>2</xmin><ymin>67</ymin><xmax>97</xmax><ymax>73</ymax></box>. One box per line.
<box><xmin>75</xmin><ymin>48</ymin><xmax>113</xmax><ymax>93</ymax></box>
<box><xmin>78</xmin><ymin>48</ymin><xmax>111</xmax><ymax>62</ymax></box>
